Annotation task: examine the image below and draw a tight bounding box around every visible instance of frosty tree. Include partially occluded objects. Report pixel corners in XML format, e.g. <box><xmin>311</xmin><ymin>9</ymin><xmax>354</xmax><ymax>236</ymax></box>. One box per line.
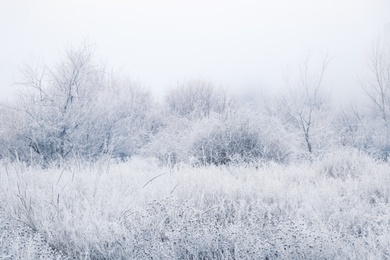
<box><xmin>16</xmin><ymin>43</ymin><xmax>106</xmax><ymax>163</ymax></box>
<box><xmin>7</xmin><ymin>43</ymin><xmax>153</xmax><ymax>165</ymax></box>
<box><xmin>362</xmin><ymin>40</ymin><xmax>390</xmax><ymax>122</ymax></box>
<box><xmin>358</xmin><ymin>39</ymin><xmax>390</xmax><ymax>159</ymax></box>
<box><xmin>279</xmin><ymin>51</ymin><xmax>334</xmax><ymax>158</ymax></box>
<box><xmin>166</xmin><ymin>80</ymin><xmax>229</xmax><ymax>119</ymax></box>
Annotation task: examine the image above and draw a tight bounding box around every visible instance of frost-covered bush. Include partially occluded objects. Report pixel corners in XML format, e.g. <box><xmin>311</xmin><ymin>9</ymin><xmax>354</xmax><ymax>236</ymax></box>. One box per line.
<box><xmin>0</xmin><ymin>105</ymin><xmax>29</xmax><ymax>161</ymax></box>
<box><xmin>189</xmin><ymin>107</ymin><xmax>294</xmax><ymax>165</ymax></box>
<box><xmin>13</xmin><ymin>44</ymin><xmax>108</xmax><ymax>164</ymax></box>
<box><xmin>143</xmin><ymin>105</ymin><xmax>294</xmax><ymax>166</ymax></box>
<box><xmin>92</xmin><ymin>78</ymin><xmax>155</xmax><ymax>160</ymax></box>
<box><xmin>141</xmin><ymin>114</ymin><xmax>194</xmax><ymax>165</ymax></box>
<box><xmin>1</xmin><ymin>44</ymin><xmax>154</xmax><ymax>165</ymax></box>
<box><xmin>337</xmin><ymin>111</ymin><xmax>390</xmax><ymax>161</ymax></box>
<box><xmin>316</xmin><ymin>147</ymin><xmax>376</xmax><ymax>179</ymax></box>
<box><xmin>166</xmin><ymin>80</ymin><xmax>230</xmax><ymax>120</ymax></box>
<box><xmin>144</xmin><ymin>80</ymin><xmax>297</xmax><ymax>165</ymax></box>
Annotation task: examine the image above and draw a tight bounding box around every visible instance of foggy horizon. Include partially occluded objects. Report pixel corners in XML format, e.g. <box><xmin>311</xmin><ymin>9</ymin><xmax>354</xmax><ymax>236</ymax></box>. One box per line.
<box><xmin>1</xmin><ymin>0</ymin><xmax>389</xmax><ymax>104</ymax></box>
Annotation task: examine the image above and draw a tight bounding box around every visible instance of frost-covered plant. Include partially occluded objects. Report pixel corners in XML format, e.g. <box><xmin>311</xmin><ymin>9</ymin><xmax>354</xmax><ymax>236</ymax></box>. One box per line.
<box><xmin>141</xmin><ymin>114</ymin><xmax>194</xmax><ymax>166</ymax></box>
<box><xmin>166</xmin><ymin>80</ymin><xmax>230</xmax><ymax>120</ymax></box>
<box><xmin>2</xmin><ymin>158</ymin><xmax>390</xmax><ymax>259</ymax></box>
<box><xmin>316</xmin><ymin>147</ymin><xmax>376</xmax><ymax>179</ymax></box>
<box><xmin>190</xmin><ymin>106</ymin><xmax>293</xmax><ymax>165</ymax></box>
<box><xmin>337</xmin><ymin>109</ymin><xmax>390</xmax><ymax>161</ymax></box>
<box><xmin>143</xmin><ymin>104</ymin><xmax>294</xmax><ymax>166</ymax></box>
<box><xmin>0</xmin><ymin>159</ymin><xmax>390</xmax><ymax>259</ymax></box>
<box><xmin>2</xmin><ymin>43</ymin><xmax>154</xmax><ymax>165</ymax></box>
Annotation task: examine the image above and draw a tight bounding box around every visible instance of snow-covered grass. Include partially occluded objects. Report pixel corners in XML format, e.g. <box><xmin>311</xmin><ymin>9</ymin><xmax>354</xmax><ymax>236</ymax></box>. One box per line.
<box><xmin>1</xmin><ymin>150</ymin><xmax>390</xmax><ymax>259</ymax></box>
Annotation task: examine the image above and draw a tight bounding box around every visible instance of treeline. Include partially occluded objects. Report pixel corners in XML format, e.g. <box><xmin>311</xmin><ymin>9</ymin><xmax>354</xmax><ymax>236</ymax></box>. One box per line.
<box><xmin>0</xmin><ymin>42</ymin><xmax>389</xmax><ymax>167</ymax></box>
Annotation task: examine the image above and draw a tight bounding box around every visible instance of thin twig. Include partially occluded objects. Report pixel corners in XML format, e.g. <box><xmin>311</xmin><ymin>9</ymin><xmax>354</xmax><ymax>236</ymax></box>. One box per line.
<box><xmin>142</xmin><ymin>172</ymin><xmax>167</xmax><ymax>189</ymax></box>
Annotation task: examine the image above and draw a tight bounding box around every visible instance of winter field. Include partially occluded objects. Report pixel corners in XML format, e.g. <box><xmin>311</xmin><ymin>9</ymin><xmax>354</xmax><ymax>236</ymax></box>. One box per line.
<box><xmin>1</xmin><ymin>42</ymin><xmax>390</xmax><ymax>259</ymax></box>
<box><xmin>1</xmin><ymin>150</ymin><xmax>390</xmax><ymax>259</ymax></box>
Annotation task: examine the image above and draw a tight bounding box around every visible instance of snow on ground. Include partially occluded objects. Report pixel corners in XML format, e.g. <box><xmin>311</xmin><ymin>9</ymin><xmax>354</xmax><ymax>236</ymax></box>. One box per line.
<box><xmin>0</xmin><ymin>151</ymin><xmax>390</xmax><ymax>259</ymax></box>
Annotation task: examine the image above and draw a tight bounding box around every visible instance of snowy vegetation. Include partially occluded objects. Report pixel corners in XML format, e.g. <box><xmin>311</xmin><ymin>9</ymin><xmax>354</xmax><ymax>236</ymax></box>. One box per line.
<box><xmin>1</xmin><ymin>153</ymin><xmax>390</xmax><ymax>259</ymax></box>
<box><xmin>1</xmin><ymin>41</ymin><xmax>390</xmax><ymax>258</ymax></box>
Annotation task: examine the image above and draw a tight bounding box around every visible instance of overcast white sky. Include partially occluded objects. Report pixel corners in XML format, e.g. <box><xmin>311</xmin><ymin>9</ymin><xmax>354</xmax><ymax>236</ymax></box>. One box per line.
<box><xmin>1</xmin><ymin>0</ymin><xmax>389</xmax><ymax>102</ymax></box>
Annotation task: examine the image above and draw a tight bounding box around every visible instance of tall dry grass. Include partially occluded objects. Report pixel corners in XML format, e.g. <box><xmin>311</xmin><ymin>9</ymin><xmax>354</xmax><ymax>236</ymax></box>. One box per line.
<box><xmin>0</xmin><ymin>149</ymin><xmax>389</xmax><ymax>259</ymax></box>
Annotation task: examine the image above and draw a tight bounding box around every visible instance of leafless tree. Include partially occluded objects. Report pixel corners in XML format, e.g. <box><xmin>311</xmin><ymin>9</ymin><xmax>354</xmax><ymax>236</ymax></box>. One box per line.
<box><xmin>358</xmin><ymin>39</ymin><xmax>390</xmax><ymax>159</ymax></box>
<box><xmin>280</xmin><ymin>51</ymin><xmax>332</xmax><ymax>156</ymax></box>
<box><xmin>15</xmin><ymin>43</ymin><xmax>105</xmax><ymax>162</ymax></box>
<box><xmin>166</xmin><ymin>80</ymin><xmax>230</xmax><ymax>119</ymax></box>
<box><xmin>6</xmin><ymin>42</ymin><xmax>154</xmax><ymax>165</ymax></box>
<box><xmin>362</xmin><ymin>39</ymin><xmax>390</xmax><ymax>122</ymax></box>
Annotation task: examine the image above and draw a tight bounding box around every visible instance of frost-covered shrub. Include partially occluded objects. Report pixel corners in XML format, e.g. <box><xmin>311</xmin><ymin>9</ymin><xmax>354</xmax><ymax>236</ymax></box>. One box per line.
<box><xmin>337</xmin><ymin>112</ymin><xmax>390</xmax><ymax>161</ymax></box>
<box><xmin>13</xmin><ymin>45</ymin><xmax>109</xmax><ymax>164</ymax></box>
<box><xmin>143</xmin><ymin>105</ymin><xmax>295</xmax><ymax>165</ymax></box>
<box><xmin>141</xmin><ymin>115</ymin><xmax>194</xmax><ymax>165</ymax></box>
<box><xmin>190</xmin><ymin>107</ymin><xmax>294</xmax><ymax>165</ymax></box>
<box><xmin>317</xmin><ymin>147</ymin><xmax>376</xmax><ymax>179</ymax></box>
<box><xmin>142</xmin><ymin>82</ymin><xmax>235</xmax><ymax>166</ymax></box>
<box><xmin>166</xmin><ymin>80</ymin><xmax>230</xmax><ymax>120</ymax></box>
<box><xmin>92</xmin><ymin>79</ymin><xmax>154</xmax><ymax>160</ymax></box>
<box><xmin>1</xmin><ymin>45</ymin><xmax>155</xmax><ymax>165</ymax></box>
<box><xmin>0</xmin><ymin>105</ymin><xmax>29</xmax><ymax>162</ymax></box>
